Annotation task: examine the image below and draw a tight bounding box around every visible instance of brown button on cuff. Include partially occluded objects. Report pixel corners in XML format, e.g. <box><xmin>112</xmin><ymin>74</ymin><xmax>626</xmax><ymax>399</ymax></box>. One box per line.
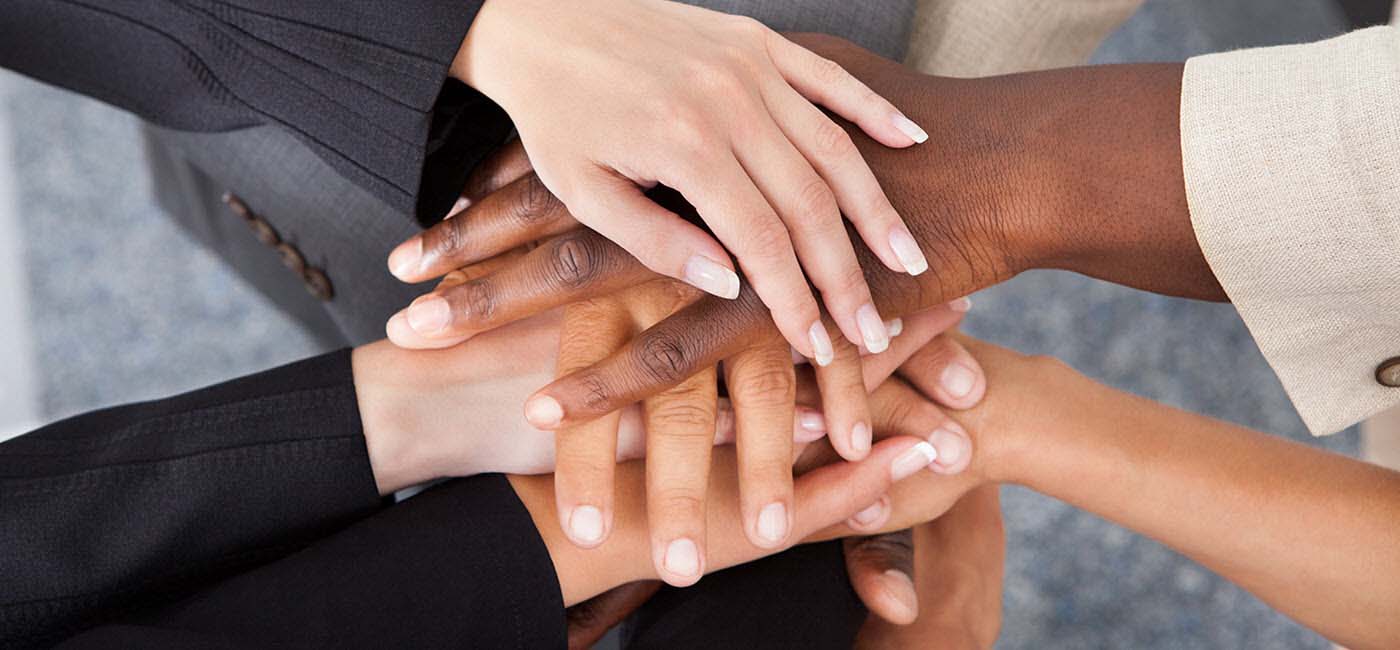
<box><xmin>275</xmin><ymin>242</ymin><xmax>307</xmax><ymax>275</ymax></box>
<box><xmin>224</xmin><ymin>191</ymin><xmax>334</xmax><ymax>303</ymax></box>
<box><xmin>302</xmin><ymin>267</ymin><xmax>334</xmax><ymax>301</ymax></box>
<box><xmin>1377</xmin><ymin>358</ymin><xmax>1400</xmax><ymax>387</ymax></box>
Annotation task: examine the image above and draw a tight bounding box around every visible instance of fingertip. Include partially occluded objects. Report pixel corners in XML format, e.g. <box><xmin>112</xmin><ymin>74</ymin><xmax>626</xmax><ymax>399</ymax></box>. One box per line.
<box><xmin>524</xmin><ymin>393</ymin><xmax>564</xmax><ymax>430</ymax></box>
<box><xmin>657</xmin><ymin>537</ymin><xmax>705</xmax><ymax>587</ymax></box>
<box><xmin>563</xmin><ymin>504</ymin><xmax>610</xmax><ymax>549</ymax></box>
<box><xmin>387</xmin><ymin>236</ymin><xmax>423</xmax><ymax>281</ymax></box>
<box><xmin>873</xmin><ymin>569</ymin><xmax>919</xmax><ymax>625</ymax></box>
<box><xmin>927</xmin><ymin>420</ymin><xmax>972</xmax><ymax>475</ymax></box>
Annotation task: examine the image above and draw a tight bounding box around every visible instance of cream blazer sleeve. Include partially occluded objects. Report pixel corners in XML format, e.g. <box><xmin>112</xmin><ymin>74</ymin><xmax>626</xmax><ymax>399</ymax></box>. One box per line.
<box><xmin>1182</xmin><ymin>26</ymin><xmax>1400</xmax><ymax>436</ymax></box>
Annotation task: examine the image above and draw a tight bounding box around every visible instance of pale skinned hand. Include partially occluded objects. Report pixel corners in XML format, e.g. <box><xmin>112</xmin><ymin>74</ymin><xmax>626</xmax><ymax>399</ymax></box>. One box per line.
<box><xmin>418</xmin><ymin>0</ymin><xmax>935</xmax><ymax>363</ymax></box>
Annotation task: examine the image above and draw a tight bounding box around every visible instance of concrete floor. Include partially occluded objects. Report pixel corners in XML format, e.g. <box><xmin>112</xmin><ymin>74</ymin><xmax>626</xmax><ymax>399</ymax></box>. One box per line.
<box><xmin>0</xmin><ymin>1</ymin><xmax>1363</xmax><ymax>648</ymax></box>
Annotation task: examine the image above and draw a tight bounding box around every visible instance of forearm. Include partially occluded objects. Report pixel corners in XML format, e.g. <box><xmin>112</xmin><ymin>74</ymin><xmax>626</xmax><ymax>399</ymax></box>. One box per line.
<box><xmin>1008</xmin><ymin>365</ymin><xmax>1400</xmax><ymax>649</ymax></box>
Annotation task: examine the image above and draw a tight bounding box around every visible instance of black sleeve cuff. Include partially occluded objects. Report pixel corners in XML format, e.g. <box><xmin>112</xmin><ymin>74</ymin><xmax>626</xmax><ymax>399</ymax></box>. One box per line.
<box><xmin>3</xmin><ymin>1</ymin><xmax>508</xmax><ymax>221</ymax></box>
<box><xmin>125</xmin><ymin>474</ymin><xmax>568</xmax><ymax>649</ymax></box>
<box><xmin>1</xmin><ymin>350</ymin><xmax>383</xmax><ymax>648</ymax></box>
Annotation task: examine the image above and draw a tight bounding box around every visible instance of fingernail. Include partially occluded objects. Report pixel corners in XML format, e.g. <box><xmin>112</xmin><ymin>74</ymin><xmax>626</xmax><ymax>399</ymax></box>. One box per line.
<box><xmin>856</xmin><ymin>303</ymin><xmax>890</xmax><ymax>354</ymax></box>
<box><xmin>405</xmin><ymin>296</ymin><xmax>451</xmax><ymax>333</ymax></box>
<box><xmin>524</xmin><ymin>394</ymin><xmax>564</xmax><ymax>429</ymax></box>
<box><xmin>664</xmin><ymin>538</ymin><xmax>701</xmax><ymax>578</ymax></box>
<box><xmin>888</xmin><ymin>226</ymin><xmax>928</xmax><ymax>276</ymax></box>
<box><xmin>941</xmin><ymin>363</ymin><xmax>977</xmax><ymax>400</ymax></box>
<box><xmin>683</xmin><ymin>255</ymin><xmax>741</xmax><ymax>300</ymax></box>
<box><xmin>797</xmin><ymin>408</ymin><xmax>826</xmax><ymax>433</ymax></box>
<box><xmin>892</xmin><ymin>113</ymin><xmax>929</xmax><ymax>144</ymax></box>
<box><xmin>447</xmin><ymin>196</ymin><xmax>471</xmax><ymax>218</ymax></box>
<box><xmin>951</xmin><ymin>296</ymin><xmax>972</xmax><ymax>312</ymax></box>
<box><xmin>891</xmin><ymin>441</ymin><xmax>938</xmax><ymax>481</ymax></box>
<box><xmin>885</xmin><ymin>318</ymin><xmax>904</xmax><ymax>338</ymax></box>
<box><xmin>881</xmin><ymin>570</ymin><xmax>919</xmax><ymax>622</ymax></box>
<box><xmin>851</xmin><ymin>422</ymin><xmax>872</xmax><ymax>454</ymax></box>
<box><xmin>929</xmin><ymin>425</ymin><xmax>967</xmax><ymax>469</ymax></box>
<box><xmin>850</xmin><ymin>499</ymin><xmax>886</xmax><ymax>527</ymax></box>
<box><xmin>568</xmin><ymin>505</ymin><xmax>605</xmax><ymax>546</ymax></box>
<box><xmin>756</xmin><ymin>502</ymin><xmax>788</xmax><ymax>546</ymax></box>
<box><xmin>809</xmin><ymin>321</ymin><xmax>834</xmax><ymax>367</ymax></box>
<box><xmin>388</xmin><ymin>237</ymin><xmax>423</xmax><ymax>280</ymax></box>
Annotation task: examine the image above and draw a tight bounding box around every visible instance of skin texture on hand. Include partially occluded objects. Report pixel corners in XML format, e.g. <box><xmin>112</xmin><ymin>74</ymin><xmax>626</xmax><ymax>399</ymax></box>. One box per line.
<box><xmin>389</xmin><ymin>34</ymin><xmax>1220</xmax><ymax>431</ymax></box>
<box><xmin>449</xmin><ymin>0</ymin><xmax>933</xmax><ymax>361</ymax></box>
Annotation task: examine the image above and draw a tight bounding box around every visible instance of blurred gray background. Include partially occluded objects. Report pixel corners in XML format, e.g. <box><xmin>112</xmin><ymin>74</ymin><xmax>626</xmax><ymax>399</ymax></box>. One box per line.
<box><xmin>0</xmin><ymin>1</ymin><xmax>1369</xmax><ymax>648</ymax></box>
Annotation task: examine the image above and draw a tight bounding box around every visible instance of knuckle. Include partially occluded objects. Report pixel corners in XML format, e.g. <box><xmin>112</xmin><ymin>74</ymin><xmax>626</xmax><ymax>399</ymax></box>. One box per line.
<box><xmin>450</xmin><ymin>277</ymin><xmax>496</xmax><ymax>324</ymax></box>
<box><xmin>792</xmin><ymin>178</ymin><xmax>839</xmax><ymax>222</ymax></box>
<box><xmin>726</xmin><ymin>15</ymin><xmax>768</xmax><ymax>40</ymax></box>
<box><xmin>739</xmin><ymin>219</ymin><xmax>794</xmax><ymax>263</ymax></box>
<box><xmin>830</xmin><ymin>262</ymin><xmax>870</xmax><ymax>298</ymax></box>
<box><xmin>652</xmin><ymin>489</ymin><xmax>706</xmax><ymax>519</ymax></box>
<box><xmin>576</xmin><ymin>371</ymin><xmax>616</xmax><ymax>413</ymax></box>
<box><xmin>426</xmin><ymin>217</ymin><xmax>470</xmax><ymax>259</ymax></box>
<box><xmin>732</xmin><ymin>360</ymin><xmax>795</xmax><ymax>405</ymax></box>
<box><xmin>644</xmin><ymin>400</ymin><xmax>711</xmax><ymax>431</ymax></box>
<box><xmin>511</xmin><ymin>175</ymin><xmax>558</xmax><ymax>225</ymax></box>
<box><xmin>809</xmin><ymin>54</ymin><xmax>849</xmax><ymax>86</ymax></box>
<box><xmin>813</xmin><ymin>118</ymin><xmax>856</xmax><ymax>158</ymax></box>
<box><xmin>687</xmin><ymin>58</ymin><xmax>746</xmax><ymax>97</ymax></box>
<box><xmin>633</xmin><ymin>332</ymin><xmax>692</xmax><ymax>384</ymax></box>
<box><xmin>547</xmin><ymin>231</ymin><xmax>605</xmax><ymax>288</ymax></box>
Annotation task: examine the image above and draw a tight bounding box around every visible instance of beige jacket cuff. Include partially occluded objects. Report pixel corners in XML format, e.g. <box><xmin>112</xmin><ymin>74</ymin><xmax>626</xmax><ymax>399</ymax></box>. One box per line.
<box><xmin>1182</xmin><ymin>27</ymin><xmax>1400</xmax><ymax>435</ymax></box>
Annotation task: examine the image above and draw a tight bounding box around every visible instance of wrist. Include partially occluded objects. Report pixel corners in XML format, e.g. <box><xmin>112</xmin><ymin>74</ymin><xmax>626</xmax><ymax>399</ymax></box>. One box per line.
<box><xmin>352</xmin><ymin>344</ymin><xmax>449</xmax><ymax>495</ymax></box>
<box><xmin>975</xmin><ymin>355</ymin><xmax>1094</xmax><ymax>487</ymax></box>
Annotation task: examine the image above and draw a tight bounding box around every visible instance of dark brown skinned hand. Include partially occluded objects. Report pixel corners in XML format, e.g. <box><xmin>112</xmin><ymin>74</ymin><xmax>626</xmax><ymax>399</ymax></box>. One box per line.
<box><xmin>387</xmin><ymin>33</ymin><xmax>1221</xmax><ymax>429</ymax></box>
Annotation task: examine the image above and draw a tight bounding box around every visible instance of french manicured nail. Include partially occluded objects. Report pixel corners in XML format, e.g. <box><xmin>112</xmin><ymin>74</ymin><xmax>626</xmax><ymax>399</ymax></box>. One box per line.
<box><xmin>405</xmin><ymin>296</ymin><xmax>450</xmax><ymax>333</ymax></box>
<box><xmin>892</xmin><ymin>113</ymin><xmax>929</xmax><ymax>144</ymax></box>
<box><xmin>447</xmin><ymin>196</ymin><xmax>471</xmax><ymax>217</ymax></box>
<box><xmin>951</xmin><ymin>296</ymin><xmax>972</xmax><ymax>312</ymax></box>
<box><xmin>885</xmin><ymin>318</ymin><xmax>904</xmax><ymax>338</ymax></box>
<box><xmin>880</xmin><ymin>570</ymin><xmax>919</xmax><ymax>622</ymax></box>
<box><xmin>888</xmin><ymin>226</ymin><xmax>928</xmax><ymax>276</ymax></box>
<box><xmin>756</xmin><ymin>502</ymin><xmax>788</xmax><ymax>546</ymax></box>
<box><xmin>929</xmin><ymin>425</ymin><xmax>967</xmax><ymax>469</ymax></box>
<box><xmin>524</xmin><ymin>394</ymin><xmax>564</xmax><ymax>429</ymax></box>
<box><xmin>388</xmin><ymin>237</ymin><xmax>423</xmax><ymax>280</ymax></box>
<box><xmin>851</xmin><ymin>422</ymin><xmax>872</xmax><ymax>454</ymax></box>
<box><xmin>850</xmin><ymin>498</ymin><xmax>886</xmax><ymax>527</ymax></box>
<box><xmin>809</xmin><ymin>321</ymin><xmax>834</xmax><ymax>367</ymax></box>
<box><xmin>856</xmin><ymin>303</ymin><xmax>889</xmax><ymax>354</ymax></box>
<box><xmin>683</xmin><ymin>255</ymin><xmax>741</xmax><ymax>300</ymax></box>
<box><xmin>941</xmin><ymin>363</ymin><xmax>977</xmax><ymax>400</ymax></box>
<box><xmin>664</xmin><ymin>538</ymin><xmax>701</xmax><ymax>578</ymax></box>
<box><xmin>797</xmin><ymin>408</ymin><xmax>826</xmax><ymax>433</ymax></box>
<box><xmin>568</xmin><ymin>505</ymin><xmax>605</xmax><ymax>546</ymax></box>
<box><xmin>891</xmin><ymin>441</ymin><xmax>938</xmax><ymax>481</ymax></box>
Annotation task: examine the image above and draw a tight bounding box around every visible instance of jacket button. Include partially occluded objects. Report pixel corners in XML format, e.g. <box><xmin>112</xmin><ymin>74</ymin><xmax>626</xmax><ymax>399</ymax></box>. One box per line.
<box><xmin>302</xmin><ymin>267</ymin><xmax>334</xmax><ymax>301</ymax></box>
<box><xmin>222</xmin><ymin>192</ymin><xmax>252</xmax><ymax>220</ymax></box>
<box><xmin>1377</xmin><ymin>358</ymin><xmax>1400</xmax><ymax>387</ymax></box>
<box><xmin>275</xmin><ymin>242</ymin><xmax>307</xmax><ymax>275</ymax></box>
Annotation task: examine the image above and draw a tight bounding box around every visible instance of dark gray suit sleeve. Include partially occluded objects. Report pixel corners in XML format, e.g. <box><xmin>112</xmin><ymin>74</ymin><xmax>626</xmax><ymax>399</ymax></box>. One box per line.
<box><xmin>0</xmin><ymin>350</ymin><xmax>384</xmax><ymax>648</ymax></box>
<box><xmin>0</xmin><ymin>0</ymin><xmax>510</xmax><ymax>220</ymax></box>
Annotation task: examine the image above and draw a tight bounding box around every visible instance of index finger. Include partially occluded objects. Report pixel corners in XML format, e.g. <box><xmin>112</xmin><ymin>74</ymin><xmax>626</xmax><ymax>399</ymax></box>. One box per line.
<box><xmin>523</xmin><ymin>286</ymin><xmax>771</xmax><ymax>429</ymax></box>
